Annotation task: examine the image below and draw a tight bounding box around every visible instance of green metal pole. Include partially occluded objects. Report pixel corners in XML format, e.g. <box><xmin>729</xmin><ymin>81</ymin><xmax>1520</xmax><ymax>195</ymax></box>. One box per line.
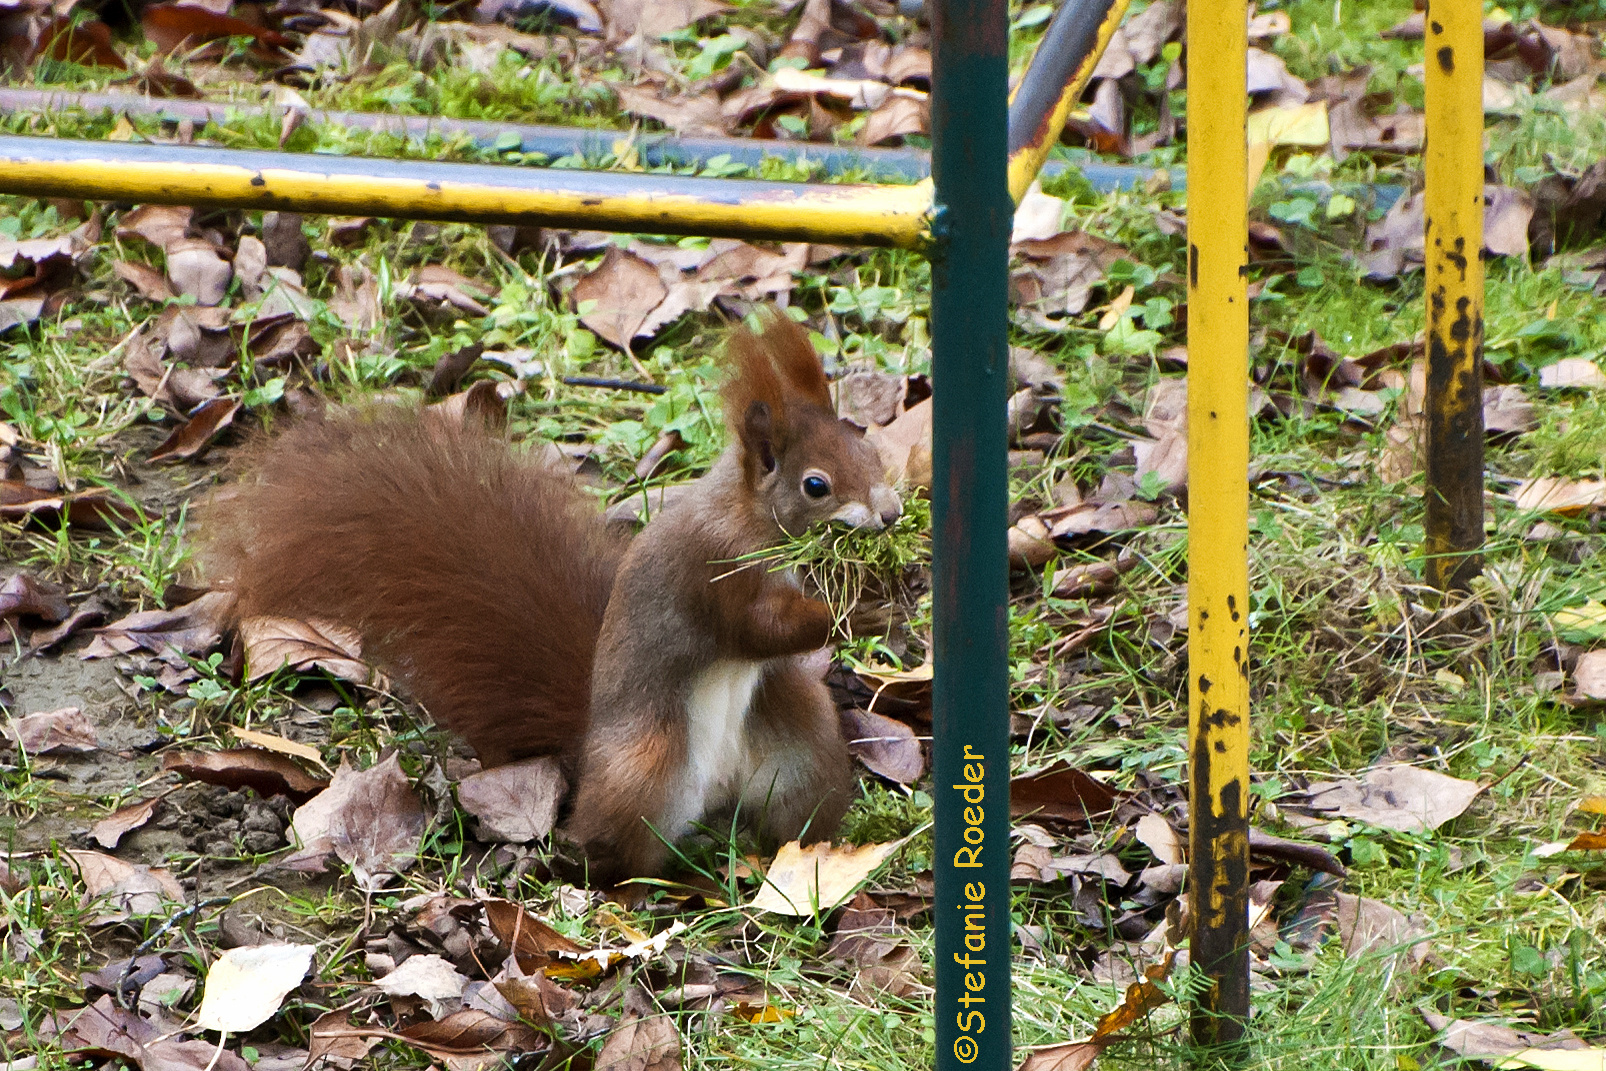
<box><xmin>929</xmin><ymin>0</ymin><xmax>1010</xmax><ymax>1070</ymax></box>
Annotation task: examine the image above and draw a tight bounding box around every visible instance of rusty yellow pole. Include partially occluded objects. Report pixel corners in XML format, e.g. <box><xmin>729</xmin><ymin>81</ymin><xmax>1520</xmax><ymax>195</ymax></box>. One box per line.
<box><xmin>1005</xmin><ymin>0</ymin><xmax>1129</xmax><ymax>204</ymax></box>
<box><xmin>1423</xmin><ymin>0</ymin><xmax>1486</xmax><ymax>592</ymax></box>
<box><xmin>1185</xmin><ymin>0</ymin><xmax>1250</xmax><ymax>1051</ymax></box>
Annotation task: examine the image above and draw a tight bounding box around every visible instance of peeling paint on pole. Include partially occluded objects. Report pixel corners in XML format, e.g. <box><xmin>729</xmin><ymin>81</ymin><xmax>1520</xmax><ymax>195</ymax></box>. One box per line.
<box><xmin>1185</xmin><ymin>0</ymin><xmax>1251</xmax><ymax>1051</ymax></box>
<box><xmin>1423</xmin><ymin>0</ymin><xmax>1486</xmax><ymax>592</ymax></box>
<box><xmin>1005</xmin><ymin>0</ymin><xmax>1128</xmax><ymax>204</ymax></box>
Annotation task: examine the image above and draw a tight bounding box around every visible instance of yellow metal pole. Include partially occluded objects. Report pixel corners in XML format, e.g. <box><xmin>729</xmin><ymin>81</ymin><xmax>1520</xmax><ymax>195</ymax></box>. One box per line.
<box><xmin>1423</xmin><ymin>0</ymin><xmax>1486</xmax><ymax>592</ymax></box>
<box><xmin>0</xmin><ymin>136</ymin><xmax>935</xmax><ymax>249</ymax></box>
<box><xmin>1005</xmin><ymin>0</ymin><xmax>1130</xmax><ymax>204</ymax></box>
<box><xmin>1184</xmin><ymin>0</ymin><xmax>1250</xmax><ymax>1051</ymax></box>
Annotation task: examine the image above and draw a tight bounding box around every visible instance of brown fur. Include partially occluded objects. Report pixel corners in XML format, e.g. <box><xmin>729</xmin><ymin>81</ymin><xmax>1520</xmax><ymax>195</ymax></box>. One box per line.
<box><xmin>201</xmin><ymin>408</ymin><xmax>624</xmax><ymax>767</ymax></box>
<box><xmin>203</xmin><ymin>311</ymin><xmax>898</xmax><ymax>884</ymax></box>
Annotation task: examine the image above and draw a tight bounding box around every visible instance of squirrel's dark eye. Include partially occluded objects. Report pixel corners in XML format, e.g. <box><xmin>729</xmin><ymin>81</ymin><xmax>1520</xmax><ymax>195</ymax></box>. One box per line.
<box><xmin>802</xmin><ymin>475</ymin><xmax>831</xmax><ymax>498</ymax></box>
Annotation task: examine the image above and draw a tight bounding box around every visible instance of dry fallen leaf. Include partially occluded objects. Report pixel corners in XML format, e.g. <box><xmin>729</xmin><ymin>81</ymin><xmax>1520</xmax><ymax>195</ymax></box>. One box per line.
<box><xmin>864</xmin><ymin>396</ymin><xmax>932</xmax><ymax>489</ymax></box>
<box><xmin>1538</xmin><ymin>358</ymin><xmax>1606</xmax><ymax>389</ymax></box>
<box><xmin>374</xmin><ymin>954</ymin><xmax>468</xmax><ymax>1017</ymax></box>
<box><xmin>330</xmin><ymin>263</ymin><xmax>381</xmax><ymax>332</ymax></box>
<box><xmin>597</xmin><ymin>0</ymin><xmax>728</xmax><ymax>43</ymax></box>
<box><xmin>402</xmin><ymin>265</ymin><xmax>498</xmax><ymax>318</ymax></box>
<box><xmin>306</xmin><ymin>1009</ymin><xmax>380</xmax><ymax>1069</ymax></box>
<box><xmin>32</xmin><ymin>16</ymin><xmax>127</xmax><ymax>68</ymax></box>
<box><xmin>117</xmin><ymin>205</ymin><xmax>193</xmax><ymax>250</ymax></box>
<box><xmin>613</xmin><ymin>85</ymin><xmax>727</xmax><ymax>137</ymax></box>
<box><xmin>1483</xmin><ymin>384</ymin><xmax>1536</xmax><ymax>436</ymax></box>
<box><xmin>51</xmin><ymin>995</ymin><xmax>253</xmax><ymax>1071</ymax></box>
<box><xmin>239</xmin><ymin>616</ymin><xmax>371</xmax><ymax>683</ymax></box>
<box><xmin>1423</xmin><ymin>1010</ymin><xmax>1593</xmax><ymax>1066</ymax></box>
<box><xmin>163</xmin><ymin>748</ymin><xmax>328</xmax><ymax>803</ymax></box>
<box><xmin>322</xmin><ymin>753</ymin><xmax>428</xmax><ymax>891</ymax></box>
<box><xmin>231</xmin><ymin>727</ymin><xmax>326</xmax><ymax>768</ymax></box>
<box><xmin>1575</xmin><ymin>651</ymin><xmax>1606</xmax><ymax>701</ymax></box>
<box><xmin>839</xmin><ymin>708</ymin><xmax>924</xmax><ymax>785</ymax></box>
<box><xmin>1016</xmin><ymin>951</ymin><xmax>1176</xmax><ymax>1071</ymax></box>
<box><xmin>1134</xmin><ymin>813</ymin><xmax>1184</xmax><ymax>865</ymax></box>
<box><xmin>149</xmin><ymin>397</ymin><xmax>240</xmax><ymax>462</ymax></box>
<box><xmin>456</xmin><ymin>757</ymin><xmax>567</xmax><ymax>842</ymax></box>
<box><xmin>2</xmin><ymin>481</ymin><xmax>143</xmax><ymax>530</ymax></box>
<box><xmin>572</xmin><ymin>247</ymin><xmax>667</xmax><ymax>351</ymax></box>
<box><xmin>91</xmin><ymin>793</ymin><xmax>168</xmax><ymax>850</ymax></box>
<box><xmin>64</xmin><ymin>849</ymin><xmax>185</xmax><ymax>922</ymax></box>
<box><xmin>481</xmin><ymin>898</ymin><xmax>589</xmax><ymax>973</ymax></box>
<box><xmin>827</xmin><ymin>893</ymin><xmax>923</xmax><ymax>997</ymax></box>
<box><xmin>1513</xmin><ymin>476</ymin><xmax>1606</xmax><ymax>514</ymax></box>
<box><xmin>114</xmin><ymin>260</ymin><xmax>177</xmax><ymax>302</ymax></box>
<box><xmin>425</xmin><ymin>381</ymin><xmax>508</xmax><ymax>433</ymax></box>
<box><xmin>1365</xmin><ymin>185</ymin><xmax>1535</xmax><ymax>277</ymax></box>
<box><xmin>164</xmin><ymin>238</ymin><xmax>233</xmax><ymax>306</ymax></box>
<box><xmin>81</xmin><ymin>590</ymin><xmax>234</xmax><ymax>662</ymax></box>
<box><xmin>0</xmin><ymin>571</ymin><xmax>72</xmax><ymax>625</ymax></box>
<box><xmin>1050</xmin><ymin>557</ymin><xmax>1136</xmax><ymax>600</ymax></box>
<box><xmin>1335</xmin><ymin>892</ymin><xmax>1431</xmax><ymax>969</ymax></box>
<box><xmin>836</xmin><ymin>371</ymin><xmax>911</xmax><ymax>429</ymax></box>
<box><xmin>7</xmin><ymin>706</ymin><xmax>99</xmax><ymax>754</ymax></box>
<box><xmin>1133</xmin><ymin>430</ymin><xmax>1188</xmax><ymax>494</ymax></box>
<box><xmin>1011</xmin><ymin>843</ymin><xmax>1130</xmax><ymax>885</ymax></box>
<box><xmin>396</xmin><ymin>1010</ymin><xmax>543</xmax><ymax>1071</ymax></box>
<box><xmin>141</xmin><ymin>2</ymin><xmax>293</xmax><ymax>59</ymax></box>
<box><xmin>749</xmin><ymin>839</ymin><xmax>902</xmax><ymax>915</ymax></box>
<box><xmin>860</xmin><ymin>95</ymin><xmax>926</xmax><ymax>145</ymax></box>
<box><xmin>595</xmin><ymin>999</ymin><xmax>681</xmax><ymax>1071</ymax></box>
<box><xmin>1379</xmin><ymin>412</ymin><xmax>1425</xmax><ymax>483</ymax></box>
<box><xmin>1553</xmin><ymin>600</ymin><xmax>1606</xmax><ymax>640</ymax></box>
<box><xmin>196</xmin><ymin>944</ymin><xmax>316</xmax><ymax>1033</ymax></box>
<box><xmin>1303</xmin><ymin>764</ymin><xmax>1482</xmax><ymax>833</ymax></box>
<box><xmin>543</xmin><ymin>919</ymin><xmax>689</xmax><ymax>981</ymax></box>
<box><xmin>1010</xmin><ymin>762</ymin><xmax>1122</xmax><ymax>823</ymax></box>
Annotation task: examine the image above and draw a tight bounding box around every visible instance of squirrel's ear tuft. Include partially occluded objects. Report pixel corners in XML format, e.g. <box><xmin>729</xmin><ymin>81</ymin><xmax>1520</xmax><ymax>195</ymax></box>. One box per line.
<box><xmin>752</xmin><ymin>310</ymin><xmax>831</xmax><ymax>411</ymax></box>
<box><xmin>723</xmin><ymin>322</ymin><xmax>786</xmax><ymax>442</ymax></box>
<box><xmin>721</xmin><ymin>311</ymin><xmax>832</xmax><ymax>448</ymax></box>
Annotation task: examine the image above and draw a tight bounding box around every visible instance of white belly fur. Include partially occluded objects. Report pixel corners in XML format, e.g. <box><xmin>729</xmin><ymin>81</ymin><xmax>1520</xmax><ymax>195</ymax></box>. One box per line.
<box><xmin>663</xmin><ymin>658</ymin><xmax>765</xmax><ymax>840</ymax></box>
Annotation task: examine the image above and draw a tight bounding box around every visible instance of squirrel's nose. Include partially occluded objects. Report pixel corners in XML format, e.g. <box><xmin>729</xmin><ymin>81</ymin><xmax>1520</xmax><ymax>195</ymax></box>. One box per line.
<box><xmin>873</xmin><ymin>486</ymin><xmax>903</xmax><ymax>528</ymax></box>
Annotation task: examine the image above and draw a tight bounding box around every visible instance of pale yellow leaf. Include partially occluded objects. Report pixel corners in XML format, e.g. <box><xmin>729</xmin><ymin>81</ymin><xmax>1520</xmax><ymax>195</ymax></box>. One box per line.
<box><xmin>196</xmin><ymin>944</ymin><xmax>316</xmax><ymax>1032</ymax></box>
<box><xmin>750</xmin><ymin>840</ymin><xmax>902</xmax><ymax>915</ymax></box>
<box><xmin>1496</xmin><ymin>1049</ymin><xmax>1606</xmax><ymax>1071</ymax></box>
<box><xmin>233</xmin><ymin>727</ymin><xmax>327</xmax><ymax>769</ymax></box>
<box><xmin>1514</xmin><ymin>477</ymin><xmax>1606</xmax><ymax>514</ymax></box>
<box><xmin>857</xmin><ymin>661</ymin><xmax>934</xmax><ymax>686</ymax></box>
<box><xmin>1247</xmin><ymin>101</ymin><xmax>1330</xmax><ymax>146</ymax></box>
<box><xmin>1554</xmin><ymin>601</ymin><xmax>1606</xmax><ymax>636</ymax></box>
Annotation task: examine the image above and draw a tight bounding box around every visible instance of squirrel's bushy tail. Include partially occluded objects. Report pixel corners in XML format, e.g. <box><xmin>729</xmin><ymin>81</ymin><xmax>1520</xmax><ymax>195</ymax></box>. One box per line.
<box><xmin>200</xmin><ymin>406</ymin><xmax>626</xmax><ymax>766</ymax></box>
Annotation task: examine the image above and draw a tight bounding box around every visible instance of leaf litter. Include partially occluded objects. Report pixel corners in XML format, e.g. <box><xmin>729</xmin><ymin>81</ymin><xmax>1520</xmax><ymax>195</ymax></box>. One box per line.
<box><xmin>3</xmin><ymin>0</ymin><xmax>1606</xmax><ymax>1066</ymax></box>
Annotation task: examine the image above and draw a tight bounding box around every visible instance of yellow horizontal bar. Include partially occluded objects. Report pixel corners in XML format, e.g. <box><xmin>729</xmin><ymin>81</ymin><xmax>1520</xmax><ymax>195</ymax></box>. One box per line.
<box><xmin>0</xmin><ymin>138</ymin><xmax>934</xmax><ymax>248</ymax></box>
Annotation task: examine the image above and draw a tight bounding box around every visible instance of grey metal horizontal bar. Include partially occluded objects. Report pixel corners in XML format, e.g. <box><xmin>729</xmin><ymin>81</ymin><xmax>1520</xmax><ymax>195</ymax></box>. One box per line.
<box><xmin>0</xmin><ymin>87</ymin><xmax>1168</xmax><ymax>193</ymax></box>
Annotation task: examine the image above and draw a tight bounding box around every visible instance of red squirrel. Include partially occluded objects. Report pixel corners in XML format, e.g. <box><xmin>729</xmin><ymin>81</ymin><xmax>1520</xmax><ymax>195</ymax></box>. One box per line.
<box><xmin>202</xmin><ymin>312</ymin><xmax>902</xmax><ymax>883</ymax></box>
